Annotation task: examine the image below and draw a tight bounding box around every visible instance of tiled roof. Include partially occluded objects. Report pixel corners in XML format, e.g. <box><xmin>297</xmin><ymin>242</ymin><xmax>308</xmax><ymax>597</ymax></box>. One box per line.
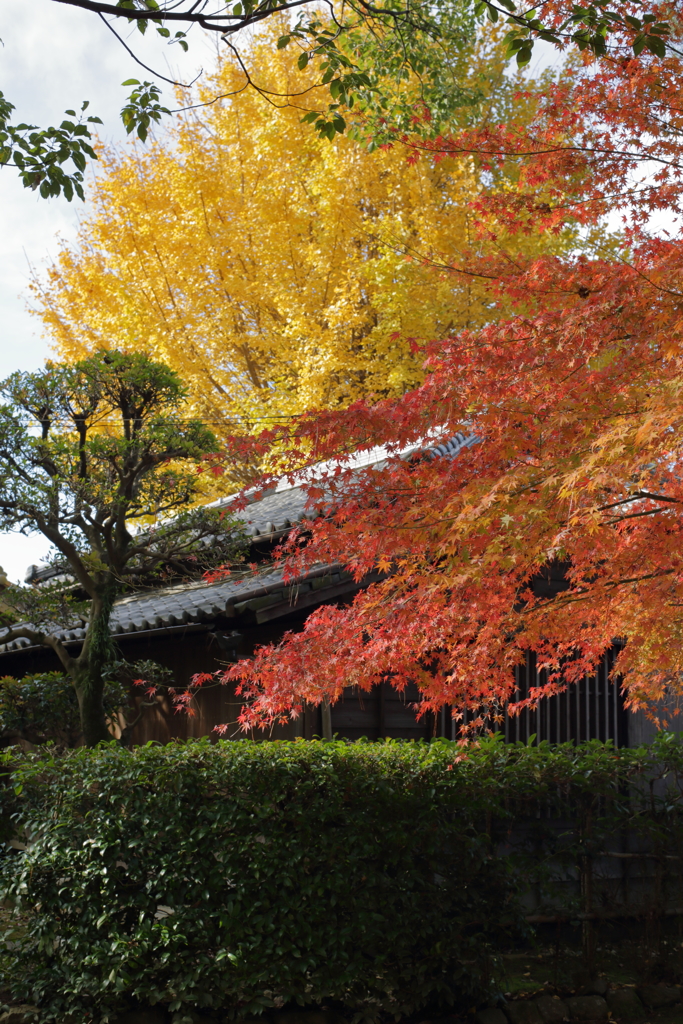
<box><xmin>221</xmin><ymin>430</ymin><xmax>477</xmax><ymax>537</ymax></box>
<box><xmin>6</xmin><ymin>432</ymin><xmax>474</xmax><ymax>656</ymax></box>
<box><xmin>424</xmin><ymin>432</ymin><xmax>478</xmax><ymax>461</ymax></box>
<box><xmin>0</xmin><ymin>563</ymin><xmax>347</xmax><ymax>654</ymax></box>
<box><xmin>232</xmin><ymin>485</ymin><xmax>311</xmax><ymax>539</ymax></box>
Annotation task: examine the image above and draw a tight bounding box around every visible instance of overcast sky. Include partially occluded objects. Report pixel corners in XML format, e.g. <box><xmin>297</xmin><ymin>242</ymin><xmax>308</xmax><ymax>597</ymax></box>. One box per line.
<box><xmin>0</xmin><ymin>0</ymin><xmax>215</xmax><ymax>581</ymax></box>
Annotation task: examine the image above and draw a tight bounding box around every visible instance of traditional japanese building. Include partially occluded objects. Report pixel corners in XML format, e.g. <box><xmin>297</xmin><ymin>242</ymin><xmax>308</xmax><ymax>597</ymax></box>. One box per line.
<box><xmin>0</xmin><ymin>435</ymin><xmax>669</xmax><ymax>747</ymax></box>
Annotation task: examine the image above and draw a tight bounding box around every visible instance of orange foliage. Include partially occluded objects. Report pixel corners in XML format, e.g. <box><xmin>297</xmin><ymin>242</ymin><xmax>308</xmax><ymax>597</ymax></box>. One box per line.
<box><xmin>199</xmin><ymin>16</ymin><xmax>683</xmax><ymax>728</ymax></box>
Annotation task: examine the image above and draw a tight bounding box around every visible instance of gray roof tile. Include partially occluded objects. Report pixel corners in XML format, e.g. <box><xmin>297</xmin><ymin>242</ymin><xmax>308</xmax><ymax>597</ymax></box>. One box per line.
<box><xmin>4</xmin><ymin>433</ymin><xmax>474</xmax><ymax>655</ymax></box>
<box><xmin>0</xmin><ymin>567</ymin><xmax>295</xmax><ymax>654</ymax></box>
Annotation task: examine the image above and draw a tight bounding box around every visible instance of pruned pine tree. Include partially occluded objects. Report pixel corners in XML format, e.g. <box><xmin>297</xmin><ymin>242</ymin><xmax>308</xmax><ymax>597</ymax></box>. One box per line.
<box><xmin>0</xmin><ymin>350</ymin><xmax>246</xmax><ymax>745</ymax></box>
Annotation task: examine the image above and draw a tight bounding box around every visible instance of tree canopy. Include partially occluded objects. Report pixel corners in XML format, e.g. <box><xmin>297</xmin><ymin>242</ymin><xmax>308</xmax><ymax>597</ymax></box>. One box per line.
<box><xmin>32</xmin><ymin>24</ymin><xmax>606</xmax><ymax>480</ymax></box>
<box><xmin>1</xmin><ymin>1</ymin><xmax>673</xmax><ymax>197</ymax></box>
<box><xmin>0</xmin><ymin>350</ymin><xmax>245</xmax><ymax>744</ymax></box>
<box><xmin>44</xmin><ymin>0</ymin><xmax>677</xmax><ymax>76</ymax></box>
<box><xmin>166</xmin><ymin>16</ymin><xmax>683</xmax><ymax>732</ymax></box>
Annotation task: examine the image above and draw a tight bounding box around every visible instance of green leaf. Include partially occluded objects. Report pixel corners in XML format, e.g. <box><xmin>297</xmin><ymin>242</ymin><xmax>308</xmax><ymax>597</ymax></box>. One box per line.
<box><xmin>277</xmin><ymin>35</ymin><xmax>291</xmax><ymax>49</ymax></box>
<box><xmin>298</xmin><ymin>51</ymin><xmax>309</xmax><ymax>70</ymax></box>
<box><xmin>644</xmin><ymin>34</ymin><xmax>666</xmax><ymax>57</ymax></box>
<box><xmin>632</xmin><ymin>33</ymin><xmax>647</xmax><ymax>56</ymax></box>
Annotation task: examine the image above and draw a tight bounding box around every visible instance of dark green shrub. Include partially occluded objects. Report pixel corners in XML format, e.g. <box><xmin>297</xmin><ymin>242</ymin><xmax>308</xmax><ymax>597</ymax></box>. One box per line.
<box><xmin>0</xmin><ymin>662</ymin><xmax>174</xmax><ymax>750</ymax></box>
<box><xmin>0</xmin><ymin>739</ymin><xmax>521</xmax><ymax>1023</ymax></box>
<box><xmin>0</xmin><ymin>672</ymin><xmax>84</xmax><ymax>747</ymax></box>
<box><xmin>2</xmin><ymin>734</ymin><xmax>683</xmax><ymax>1024</ymax></box>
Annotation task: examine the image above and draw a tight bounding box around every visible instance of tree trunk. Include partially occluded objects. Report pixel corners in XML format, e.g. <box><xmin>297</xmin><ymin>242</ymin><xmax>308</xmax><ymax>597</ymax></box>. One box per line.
<box><xmin>73</xmin><ymin>581</ymin><xmax>118</xmax><ymax>746</ymax></box>
<box><xmin>76</xmin><ymin>683</ymin><xmax>113</xmax><ymax>747</ymax></box>
<box><xmin>321</xmin><ymin>696</ymin><xmax>333</xmax><ymax>740</ymax></box>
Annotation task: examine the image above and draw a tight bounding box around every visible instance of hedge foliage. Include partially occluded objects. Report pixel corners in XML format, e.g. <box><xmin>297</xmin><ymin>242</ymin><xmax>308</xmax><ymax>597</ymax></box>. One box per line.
<box><xmin>0</xmin><ymin>671</ymin><xmax>133</xmax><ymax>748</ymax></box>
<box><xmin>0</xmin><ymin>664</ymin><xmax>172</xmax><ymax>749</ymax></box>
<box><xmin>1</xmin><ymin>734</ymin><xmax>683</xmax><ymax>1024</ymax></box>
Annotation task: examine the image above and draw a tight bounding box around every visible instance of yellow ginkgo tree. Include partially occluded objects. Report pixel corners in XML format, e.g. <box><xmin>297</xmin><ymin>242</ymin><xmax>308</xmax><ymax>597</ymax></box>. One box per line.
<box><xmin>32</xmin><ymin>24</ymin><xmax>596</xmax><ymax>477</ymax></box>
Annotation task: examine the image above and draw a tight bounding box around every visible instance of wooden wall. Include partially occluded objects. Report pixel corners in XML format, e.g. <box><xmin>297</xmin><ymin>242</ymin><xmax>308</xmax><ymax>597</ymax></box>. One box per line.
<box><xmin>0</xmin><ymin>626</ymin><xmax>645</xmax><ymax>748</ymax></box>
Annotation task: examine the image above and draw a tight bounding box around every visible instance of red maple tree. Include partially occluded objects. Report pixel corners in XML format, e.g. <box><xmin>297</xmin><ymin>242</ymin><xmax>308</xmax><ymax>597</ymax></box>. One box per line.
<box><xmin>194</xmin><ymin>5</ymin><xmax>683</xmax><ymax>731</ymax></box>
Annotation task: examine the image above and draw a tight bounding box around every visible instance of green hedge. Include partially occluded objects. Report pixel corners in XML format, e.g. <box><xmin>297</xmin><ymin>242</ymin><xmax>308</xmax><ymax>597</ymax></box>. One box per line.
<box><xmin>0</xmin><ymin>739</ymin><xmax>523</xmax><ymax>1023</ymax></box>
<box><xmin>2</xmin><ymin>735</ymin><xmax>683</xmax><ymax>1024</ymax></box>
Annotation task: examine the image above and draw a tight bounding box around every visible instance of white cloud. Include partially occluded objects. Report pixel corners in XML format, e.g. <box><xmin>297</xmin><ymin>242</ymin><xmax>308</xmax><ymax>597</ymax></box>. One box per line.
<box><xmin>0</xmin><ymin>0</ymin><xmax>215</xmax><ymax>364</ymax></box>
<box><xmin>0</xmin><ymin>0</ymin><xmax>213</xmax><ymax>580</ymax></box>
<box><xmin>0</xmin><ymin>533</ymin><xmax>53</xmax><ymax>585</ymax></box>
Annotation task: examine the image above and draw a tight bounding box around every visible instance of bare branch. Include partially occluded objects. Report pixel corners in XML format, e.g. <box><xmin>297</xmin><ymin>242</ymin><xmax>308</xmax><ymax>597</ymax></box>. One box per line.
<box><xmin>98</xmin><ymin>13</ymin><xmax>198</xmax><ymax>88</ymax></box>
<box><xmin>0</xmin><ymin>624</ymin><xmax>77</xmax><ymax>674</ymax></box>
